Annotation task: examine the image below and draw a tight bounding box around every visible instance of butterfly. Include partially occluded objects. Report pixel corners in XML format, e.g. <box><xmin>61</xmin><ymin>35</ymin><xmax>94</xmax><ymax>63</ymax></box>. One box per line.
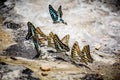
<box><xmin>49</xmin><ymin>4</ymin><xmax>67</xmax><ymax>25</ymax></box>
<box><xmin>71</xmin><ymin>41</ymin><xmax>87</xmax><ymax>64</ymax></box>
<box><xmin>35</xmin><ymin>27</ymin><xmax>47</xmax><ymax>45</ymax></box>
<box><xmin>71</xmin><ymin>41</ymin><xmax>93</xmax><ymax>64</ymax></box>
<box><xmin>47</xmin><ymin>33</ymin><xmax>70</xmax><ymax>48</ymax></box>
<box><xmin>25</xmin><ymin>22</ymin><xmax>40</xmax><ymax>58</ymax></box>
<box><xmin>82</xmin><ymin>45</ymin><xmax>93</xmax><ymax>63</ymax></box>
<box><xmin>35</xmin><ymin>27</ymin><xmax>47</xmax><ymax>37</ymax></box>
<box><xmin>53</xmin><ymin>34</ymin><xmax>70</xmax><ymax>52</ymax></box>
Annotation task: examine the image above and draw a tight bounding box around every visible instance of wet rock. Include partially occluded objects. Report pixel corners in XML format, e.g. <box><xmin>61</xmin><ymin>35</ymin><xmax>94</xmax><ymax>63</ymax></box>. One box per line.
<box><xmin>0</xmin><ymin>72</ymin><xmax>3</xmax><ymax>80</ymax></box>
<box><xmin>22</xmin><ymin>68</ymin><xmax>33</xmax><ymax>76</ymax></box>
<box><xmin>4</xmin><ymin>21</ymin><xmax>21</xmax><ymax>30</ymax></box>
<box><xmin>2</xmin><ymin>70</ymin><xmax>21</xmax><ymax>80</ymax></box>
<box><xmin>18</xmin><ymin>76</ymin><xmax>39</xmax><ymax>80</ymax></box>
<box><xmin>20</xmin><ymin>68</ymin><xmax>39</xmax><ymax>80</ymax></box>
<box><xmin>0</xmin><ymin>0</ymin><xmax>119</xmax><ymax>80</ymax></box>
<box><xmin>81</xmin><ymin>73</ymin><xmax>103</xmax><ymax>80</ymax></box>
<box><xmin>3</xmin><ymin>43</ymin><xmax>37</xmax><ymax>59</ymax></box>
<box><xmin>111</xmin><ymin>63</ymin><xmax>120</xmax><ymax>80</ymax></box>
<box><xmin>0</xmin><ymin>0</ymin><xmax>7</xmax><ymax>4</ymax></box>
<box><xmin>0</xmin><ymin>63</ymin><xmax>12</xmax><ymax>73</ymax></box>
<box><xmin>0</xmin><ymin>62</ymin><xmax>39</xmax><ymax>80</ymax></box>
<box><xmin>12</xmin><ymin>29</ymin><xmax>26</xmax><ymax>43</ymax></box>
<box><xmin>0</xmin><ymin>16</ymin><xmax>4</xmax><ymax>24</ymax></box>
<box><xmin>0</xmin><ymin>0</ymin><xmax>15</xmax><ymax>17</ymax></box>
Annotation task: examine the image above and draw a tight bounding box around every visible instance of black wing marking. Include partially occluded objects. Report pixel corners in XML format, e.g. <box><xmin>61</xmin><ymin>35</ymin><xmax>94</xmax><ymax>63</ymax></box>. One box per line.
<box><xmin>49</xmin><ymin>5</ymin><xmax>58</xmax><ymax>22</ymax></box>
<box><xmin>25</xmin><ymin>22</ymin><xmax>36</xmax><ymax>40</ymax></box>
<box><xmin>57</xmin><ymin>5</ymin><xmax>63</xmax><ymax>18</ymax></box>
<box><xmin>25</xmin><ymin>22</ymin><xmax>40</xmax><ymax>59</ymax></box>
<box><xmin>82</xmin><ymin>45</ymin><xmax>93</xmax><ymax>63</ymax></box>
<box><xmin>53</xmin><ymin>34</ymin><xmax>70</xmax><ymax>52</ymax></box>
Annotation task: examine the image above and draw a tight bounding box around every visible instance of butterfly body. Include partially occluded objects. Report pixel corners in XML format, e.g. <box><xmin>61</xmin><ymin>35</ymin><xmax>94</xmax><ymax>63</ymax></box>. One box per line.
<box><xmin>71</xmin><ymin>41</ymin><xmax>93</xmax><ymax>64</ymax></box>
<box><xmin>53</xmin><ymin>34</ymin><xmax>70</xmax><ymax>52</ymax></box>
<box><xmin>49</xmin><ymin>5</ymin><xmax>67</xmax><ymax>25</ymax></box>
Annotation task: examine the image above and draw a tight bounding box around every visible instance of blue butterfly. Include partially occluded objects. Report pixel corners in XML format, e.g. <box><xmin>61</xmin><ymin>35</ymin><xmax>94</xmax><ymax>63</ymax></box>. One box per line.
<box><xmin>49</xmin><ymin>5</ymin><xmax>67</xmax><ymax>25</ymax></box>
<box><xmin>26</xmin><ymin>22</ymin><xmax>40</xmax><ymax>58</ymax></box>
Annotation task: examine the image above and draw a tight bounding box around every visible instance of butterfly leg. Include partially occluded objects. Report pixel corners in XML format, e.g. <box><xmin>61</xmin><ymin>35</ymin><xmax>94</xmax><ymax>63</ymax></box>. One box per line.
<box><xmin>61</xmin><ymin>19</ymin><xmax>67</xmax><ymax>25</ymax></box>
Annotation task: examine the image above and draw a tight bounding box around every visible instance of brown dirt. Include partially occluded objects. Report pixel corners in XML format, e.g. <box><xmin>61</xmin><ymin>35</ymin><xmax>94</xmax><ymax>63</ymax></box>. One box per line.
<box><xmin>0</xmin><ymin>22</ymin><xmax>15</xmax><ymax>54</ymax></box>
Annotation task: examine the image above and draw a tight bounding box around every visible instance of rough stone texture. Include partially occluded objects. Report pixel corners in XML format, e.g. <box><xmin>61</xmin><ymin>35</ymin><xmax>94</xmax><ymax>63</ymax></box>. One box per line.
<box><xmin>0</xmin><ymin>0</ymin><xmax>120</xmax><ymax>80</ymax></box>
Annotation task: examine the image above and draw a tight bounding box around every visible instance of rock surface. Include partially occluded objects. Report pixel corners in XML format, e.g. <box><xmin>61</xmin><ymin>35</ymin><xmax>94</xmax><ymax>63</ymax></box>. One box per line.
<box><xmin>0</xmin><ymin>0</ymin><xmax>120</xmax><ymax>80</ymax></box>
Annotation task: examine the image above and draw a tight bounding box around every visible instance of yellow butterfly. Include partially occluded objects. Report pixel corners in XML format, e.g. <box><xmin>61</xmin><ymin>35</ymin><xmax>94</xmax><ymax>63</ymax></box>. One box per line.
<box><xmin>82</xmin><ymin>45</ymin><xmax>93</xmax><ymax>63</ymax></box>
<box><xmin>61</xmin><ymin>34</ymin><xmax>70</xmax><ymax>46</ymax></box>
<box><xmin>26</xmin><ymin>23</ymin><xmax>47</xmax><ymax>44</ymax></box>
<box><xmin>71</xmin><ymin>41</ymin><xmax>87</xmax><ymax>64</ymax></box>
<box><xmin>47</xmin><ymin>32</ymin><xmax>55</xmax><ymax>48</ymax></box>
<box><xmin>47</xmin><ymin>32</ymin><xmax>70</xmax><ymax>48</ymax></box>
<box><xmin>35</xmin><ymin>27</ymin><xmax>47</xmax><ymax>37</ymax></box>
<box><xmin>53</xmin><ymin>34</ymin><xmax>70</xmax><ymax>52</ymax></box>
<box><xmin>34</xmin><ymin>27</ymin><xmax>48</xmax><ymax>45</ymax></box>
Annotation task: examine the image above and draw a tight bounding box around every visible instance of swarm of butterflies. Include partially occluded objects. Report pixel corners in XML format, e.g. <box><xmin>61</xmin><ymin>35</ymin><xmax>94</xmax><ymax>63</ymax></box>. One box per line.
<box><xmin>25</xmin><ymin>5</ymin><xmax>94</xmax><ymax>65</ymax></box>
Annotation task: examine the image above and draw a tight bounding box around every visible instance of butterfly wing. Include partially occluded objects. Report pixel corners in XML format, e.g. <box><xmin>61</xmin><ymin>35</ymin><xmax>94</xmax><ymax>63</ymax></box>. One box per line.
<box><xmin>82</xmin><ymin>45</ymin><xmax>93</xmax><ymax>63</ymax></box>
<box><xmin>53</xmin><ymin>34</ymin><xmax>70</xmax><ymax>52</ymax></box>
<box><xmin>25</xmin><ymin>22</ymin><xmax>41</xmax><ymax>58</ymax></box>
<box><xmin>49</xmin><ymin>5</ymin><xmax>58</xmax><ymax>22</ymax></box>
<box><xmin>57</xmin><ymin>5</ymin><xmax>67</xmax><ymax>25</ymax></box>
<box><xmin>30</xmin><ymin>24</ymin><xmax>38</xmax><ymax>49</ymax></box>
<box><xmin>71</xmin><ymin>41</ymin><xmax>80</xmax><ymax>60</ymax></box>
<box><xmin>35</xmin><ymin>27</ymin><xmax>47</xmax><ymax>37</ymax></box>
<box><xmin>26</xmin><ymin>22</ymin><xmax>41</xmax><ymax>58</ymax></box>
<box><xmin>47</xmin><ymin>32</ymin><xmax>55</xmax><ymax>48</ymax></box>
<box><xmin>26</xmin><ymin>22</ymin><xmax>38</xmax><ymax>48</ymax></box>
<box><xmin>32</xmin><ymin>30</ymin><xmax>41</xmax><ymax>59</ymax></box>
<box><xmin>72</xmin><ymin>42</ymin><xmax>88</xmax><ymax>64</ymax></box>
<box><xmin>57</xmin><ymin>5</ymin><xmax>63</xmax><ymax>18</ymax></box>
<box><xmin>26</xmin><ymin>22</ymin><xmax>36</xmax><ymax>40</ymax></box>
<box><xmin>57</xmin><ymin>5</ymin><xmax>64</xmax><ymax>23</ymax></box>
<box><xmin>61</xmin><ymin>34</ymin><xmax>70</xmax><ymax>46</ymax></box>
<box><xmin>34</xmin><ymin>34</ymin><xmax>46</xmax><ymax>45</ymax></box>
<box><xmin>32</xmin><ymin>34</ymin><xmax>39</xmax><ymax>50</ymax></box>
